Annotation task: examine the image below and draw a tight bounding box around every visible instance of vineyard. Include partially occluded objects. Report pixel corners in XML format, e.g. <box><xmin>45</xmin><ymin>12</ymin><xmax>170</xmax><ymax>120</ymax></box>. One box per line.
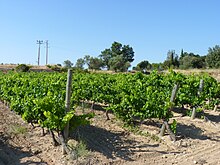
<box><xmin>1</xmin><ymin>70</ymin><xmax>220</xmax><ymax>164</ymax></box>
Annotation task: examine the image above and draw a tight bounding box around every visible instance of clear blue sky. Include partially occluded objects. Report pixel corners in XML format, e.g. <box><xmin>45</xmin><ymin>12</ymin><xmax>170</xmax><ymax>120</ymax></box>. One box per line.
<box><xmin>0</xmin><ymin>0</ymin><xmax>220</xmax><ymax>67</ymax></box>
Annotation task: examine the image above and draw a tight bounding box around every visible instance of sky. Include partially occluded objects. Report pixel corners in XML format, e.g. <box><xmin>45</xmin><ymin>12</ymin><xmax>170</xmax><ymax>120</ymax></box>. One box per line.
<box><xmin>0</xmin><ymin>0</ymin><xmax>220</xmax><ymax>67</ymax></box>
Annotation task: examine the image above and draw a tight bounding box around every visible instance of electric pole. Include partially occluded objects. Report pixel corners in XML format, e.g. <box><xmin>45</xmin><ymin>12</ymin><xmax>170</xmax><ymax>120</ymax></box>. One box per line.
<box><xmin>45</xmin><ymin>40</ymin><xmax>49</xmax><ymax>65</ymax></box>
<box><xmin>37</xmin><ymin>40</ymin><xmax>43</xmax><ymax>66</ymax></box>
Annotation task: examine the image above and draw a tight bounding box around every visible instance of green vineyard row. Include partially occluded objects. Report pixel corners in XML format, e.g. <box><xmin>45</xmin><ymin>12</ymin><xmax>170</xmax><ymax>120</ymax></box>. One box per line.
<box><xmin>0</xmin><ymin>70</ymin><xmax>219</xmax><ymax>132</ymax></box>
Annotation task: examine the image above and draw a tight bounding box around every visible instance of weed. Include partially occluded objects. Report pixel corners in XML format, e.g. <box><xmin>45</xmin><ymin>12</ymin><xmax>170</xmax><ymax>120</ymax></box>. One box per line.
<box><xmin>68</xmin><ymin>139</ymin><xmax>90</xmax><ymax>160</ymax></box>
<box><xmin>123</xmin><ymin>123</ymin><xmax>161</xmax><ymax>142</ymax></box>
<box><xmin>8</xmin><ymin>124</ymin><xmax>28</xmax><ymax>136</ymax></box>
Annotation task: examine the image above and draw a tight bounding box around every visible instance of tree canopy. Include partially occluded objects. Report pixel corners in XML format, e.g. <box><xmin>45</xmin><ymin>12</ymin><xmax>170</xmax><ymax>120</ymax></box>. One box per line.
<box><xmin>99</xmin><ymin>41</ymin><xmax>134</xmax><ymax>71</ymax></box>
<box><xmin>163</xmin><ymin>50</ymin><xmax>179</xmax><ymax>69</ymax></box>
<box><xmin>134</xmin><ymin>60</ymin><xmax>151</xmax><ymax>72</ymax></box>
<box><xmin>206</xmin><ymin>45</ymin><xmax>220</xmax><ymax>68</ymax></box>
<box><xmin>75</xmin><ymin>58</ymin><xmax>85</xmax><ymax>69</ymax></box>
<box><xmin>179</xmin><ymin>52</ymin><xmax>205</xmax><ymax>69</ymax></box>
<box><xmin>71</xmin><ymin>44</ymin><xmax>220</xmax><ymax>72</ymax></box>
<box><xmin>63</xmin><ymin>60</ymin><xmax>73</xmax><ymax>68</ymax></box>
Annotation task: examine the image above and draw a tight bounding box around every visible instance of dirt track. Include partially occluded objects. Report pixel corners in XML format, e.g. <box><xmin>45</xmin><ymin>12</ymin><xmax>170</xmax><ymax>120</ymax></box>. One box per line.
<box><xmin>1</xmin><ymin>101</ymin><xmax>220</xmax><ymax>165</ymax></box>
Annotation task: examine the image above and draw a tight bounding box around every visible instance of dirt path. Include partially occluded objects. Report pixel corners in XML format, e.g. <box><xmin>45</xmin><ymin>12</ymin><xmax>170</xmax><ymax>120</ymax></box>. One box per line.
<box><xmin>1</xmin><ymin>101</ymin><xmax>220</xmax><ymax>165</ymax></box>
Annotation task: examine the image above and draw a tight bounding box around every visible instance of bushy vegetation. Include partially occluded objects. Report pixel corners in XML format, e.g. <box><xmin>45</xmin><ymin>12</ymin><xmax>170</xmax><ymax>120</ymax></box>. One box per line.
<box><xmin>15</xmin><ymin>64</ymin><xmax>31</xmax><ymax>72</ymax></box>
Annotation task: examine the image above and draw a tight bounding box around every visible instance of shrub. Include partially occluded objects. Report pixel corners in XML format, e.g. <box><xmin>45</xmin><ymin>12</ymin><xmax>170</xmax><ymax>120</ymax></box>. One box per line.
<box><xmin>15</xmin><ymin>64</ymin><xmax>31</xmax><ymax>72</ymax></box>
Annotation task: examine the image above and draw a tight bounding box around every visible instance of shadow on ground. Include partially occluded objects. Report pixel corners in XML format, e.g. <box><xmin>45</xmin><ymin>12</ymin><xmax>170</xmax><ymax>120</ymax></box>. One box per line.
<box><xmin>0</xmin><ymin>133</ymin><xmax>47</xmax><ymax>165</ymax></box>
<box><xmin>204</xmin><ymin>112</ymin><xmax>220</xmax><ymax>123</ymax></box>
<box><xmin>70</xmin><ymin>125</ymin><xmax>179</xmax><ymax>162</ymax></box>
<box><xmin>176</xmin><ymin>123</ymin><xmax>220</xmax><ymax>142</ymax></box>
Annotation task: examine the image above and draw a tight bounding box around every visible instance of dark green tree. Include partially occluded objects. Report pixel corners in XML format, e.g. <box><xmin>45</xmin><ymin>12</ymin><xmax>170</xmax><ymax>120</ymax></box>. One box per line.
<box><xmin>99</xmin><ymin>41</ymin><xmax>134</xmax><ymax>71</ymax></box>
<box><xmin>179</xmin><ymin>52</ymin><xmax>205</xmax><ymax>69</ymax></box>
<box><xmin>109</xmin><ymin>55</ymin><xmax>130</xmax><ymax>72</ymax></box>
<box><xmin>206</xmin><ymin>45</ymin><xmax>220</xmax><ymax>68</ymax></box>
<box><xmin>83</xmin><ymin>55</ymin><xmax>104</xmax><ymax>70</ymax></box>
<box><xmin>89</xmin><ymin>57</ymin><xmax>104</xmax><ymax>70</ymax></box>
<box><xmin>163</xmin><ymin>50</ymin><xmax>179</xmax><ymax>68</ymax></box>
<box><xmin>63</xmin><ymin>60</ymin><xmax>73</xmax><ymax>68</ymax></box>
<box><xmin>151</xmin><ymin>63</ymin><xmax>164</xmax><ymax>70</ymax></box>
<box><xmin>83</xmin><ymin>55</ymin><xmax>91</xmax><ymax>66</ymax></box>
<box><xmin>134</xmin><ymin>60</ymin><xmax>151</xmax><ymax>72</ymax></box>
<box><xmin>75</xmin><ymin>58</ymin><xmax>85</xmax><ymax>69</ymax></box>
<box><xmin>121</xmin><ymin>45</ymin><xmax>135</xmax><ymax>63</ymax></box>
<box><xmin>99</xmin><ymin>49</ymin><xmax>111</xmax><ymax>70</ymax></box>
<box><xmin>179</xmin><ymin>49</ymin><xmax>188</xmax><ymax>60</ymax></box>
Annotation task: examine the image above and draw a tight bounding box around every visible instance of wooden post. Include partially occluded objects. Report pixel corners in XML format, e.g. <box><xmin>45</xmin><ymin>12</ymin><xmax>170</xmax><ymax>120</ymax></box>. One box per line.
<box><xmin>64</xmin><ymin>69</ymin><xmax>73</xmax><ymax>140</ymax></box>
<box><xmin>61</xmin><ymin>69</ymin><xmax>73</xmax><ymax>156</ymax></box>
<box><xmin>214</xmin><ymin>105</ymin><xmax>218</xmax><ymax>112</ymax></box>
<box><xmin>159</xmin><ymin>122</ymin><xmax>166</xmax><ymax>137</ymax></box>
<box><xmin>82</xmin><ymin>101</ymin><xmax>85</xmax><ymax>114</ymax></box>
<box><xmin>62</xmin><ymin>69</ymin><xmax>73</xmax><ymax>154</ymax></box>
<box><xmin>159</xmin><ymin>84</ymin><xmax>178</xmax><ymax>140</ymax></box>
<box><xmin>170</xmin><ymin>84</ymin><xmax>179</xmax><ymax>102</ymax></box>
<box><xmin>198</xmin><ymin>79</ymin><xmax>204</xmax><ymax>96</ymax></box>
<box><xmin>191</xmin><ymin>107</ymin><xmax>196</xmax><ymax>120</ymax></box>
<box><xmin>191</xmin><ymin>79</ymin><xmax>204</xmax><ymax>120</ymax></box>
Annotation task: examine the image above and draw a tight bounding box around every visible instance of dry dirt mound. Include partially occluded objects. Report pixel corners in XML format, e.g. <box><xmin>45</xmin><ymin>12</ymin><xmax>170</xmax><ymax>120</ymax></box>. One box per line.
<box><xmin>1</xmin><ymin>101</ymin><xmax>220</xmax><ymax>165</ymax></box>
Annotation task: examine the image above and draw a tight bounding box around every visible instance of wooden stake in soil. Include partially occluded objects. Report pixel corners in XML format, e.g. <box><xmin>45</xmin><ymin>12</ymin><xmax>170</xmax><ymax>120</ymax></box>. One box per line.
<box><xmin>191</xmin><ymin>79</ymin><xmax>204</xmax><ymax>120</ymax></box>
<box><xmin>170</xmin><ymin>84</ymin><xmax>179</xmax><ymax>103</ymax></box>
<box><xmin>213</xmin><ymin>105</ymin><xmax>218</xmax><ymax>112</ymax></box>
<box><xmin>159</xmin><ymin>122</ymin><xmax>166</xmax><ymax>137</ymax></box>
<box><xmin>198</xmin><ymin>79</ymin><xmax>204</xmax><ymax>96</ymax></box>
<box><xmin>64</xmin><ymin>69</ymin><xmax>73</xmax><ymax>139</ymax></box>
<box><xmin>159</xmin><ymin>84</ymin><xmax>178</xmax><ymax>140</ymax></box>
<box><xmin>191</xmin><ymin>107</ymin><xmax>197</xmax><ymax>120</ymax></box>
<box><xmin>63</xmin><ymin>69</ymin><xmax>73</xmax><ymax>154</ymax></box>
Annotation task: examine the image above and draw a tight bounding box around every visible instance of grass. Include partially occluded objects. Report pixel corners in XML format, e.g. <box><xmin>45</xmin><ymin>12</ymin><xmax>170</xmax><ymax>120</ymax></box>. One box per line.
<box><xmin>123</xmin><ymin>123</ymin><xmax>161</xmax><ymax>142</ymax></box>
<box><xmin>8</xmin><ymin>123</ymin><xmax>28</xmax><ymax>136</ymax></box>
<box><xmin>68</xmin><ymin>139</ymin><xmax>90</xmax><ymax>160</ymax></box>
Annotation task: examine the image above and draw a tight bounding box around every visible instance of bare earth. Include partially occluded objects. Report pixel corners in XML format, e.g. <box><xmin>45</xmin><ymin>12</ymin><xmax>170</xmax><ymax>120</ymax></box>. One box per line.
<box><xmin>1</xmin><ymin>101</ymin><xmax>220</xmax><ymax>165</ymax></box>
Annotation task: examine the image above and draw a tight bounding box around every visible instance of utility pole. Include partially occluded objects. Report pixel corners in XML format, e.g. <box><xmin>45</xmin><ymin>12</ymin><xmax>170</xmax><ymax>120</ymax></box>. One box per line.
<box><xmin>37</xmin><ymin>40</ymin><xmax>43</xmax><ymax>66</ymax></box>
<box><xmin>45</xmin><ymin>40</ymin><xmax>49</xmax><ymax>65</ymax></box>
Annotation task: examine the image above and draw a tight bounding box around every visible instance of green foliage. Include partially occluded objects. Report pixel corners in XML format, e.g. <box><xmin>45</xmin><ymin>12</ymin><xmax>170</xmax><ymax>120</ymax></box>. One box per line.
<box><xmin>109</xmin><ymin>55</ymin><xmax>130</xmax><ymax>72</ymax></box>
<box><xmin>170</xmin><ymin>119</ymin><xmax>177</xmax><ymax>134</ymax></box>
<box><xmin>75</xmin><ymin>58</ymin><xmax>85</xmax><ymax>69</ymax></box>
<box><xmin>206</xmin><ymin>45</ymin><xmax>220</xmax><ymax>68</ymax></box>
<box><xmin>179</xmin><ymin>52</ymin><xmax>206</xmax><ymax>69</ymax></box>
<box><xmin>99</xmin><ymin>41</ymin><xmax>134</xmax><ymax>71</ymax></box>
<box><xmin>47</xmin><ymin>64</ymin><xmax>66</xmax><ymax>72</ymax></box>
<box><xmin>151</xmin><ymin>63</ymin><xmax>164</xmax><ymax>71</ymax></box>
<box><xmin>73</xmin><ymin>140</ymin><xmax>90</xmax><ymax>159</ymax></box>
<box><xmin>134</xmin><ymin>60</ymin><xmax>151</xmax><ymax>72</ymax></box>
<box><xmin>0</xmin><ymin>72</ymin><xmax>92</xmax><ymax>133</ymax></box>
<box><xmin>83</xmin><ymin>55</ymin><xmax>104</xmax><ymax>70</ymax></box>
<box><xmin>0</xmin><ymin>70</ymin><xmax>219</xmax><ymax>137</ymax></box>
<box><xmin>8</xmin><ymin>124</ymin><xmax>28</xmax><ymax>136</ymax></box>
<box><xmin>63</xmin><ymin>60</ymin><xmax>73</xmax><ymax>68</ymax></box>
<box><xmin>15</xmin><ymin>64</ymin><xmax>31</xmax><ymax>72</ymax></box>
<box><xmin>163</xmin><ymin>50</ymin><xmax>179</xmax><ymax>69</ymax></box>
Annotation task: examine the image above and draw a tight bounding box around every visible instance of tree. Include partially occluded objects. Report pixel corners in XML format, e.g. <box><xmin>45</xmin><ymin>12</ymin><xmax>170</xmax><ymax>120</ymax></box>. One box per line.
<box><xmin>99</xmin><ymin>49</ymin><xmax>111</xmax><ymax>70</ymax></box>
<box><xmin>151</xmin><ymin>63</ymin><xmax>163</xmax><ymax>70</ymax></box>
<box><xmin>179</xmin><ymin>51</ymin><xmax>205</xmax><ymax>69</ymax></box>
<box><xmin>121</xmin><ymin>45</ymin><xmax>135</xmax><ymax>63</ymax></box>
<box><xmin>83</xmin><ymin>55</ymin><xmax>104</xmax><ymax>70</ymax></box>
<box><xmin>99</xmin><ymin>41</ymin><xmax>134</xmax><ymax>71</ymax></box>
<box><xmin>179</xmin><ymin>49</ymin><xmax>188</xmax><ymax>60</ymax></box>
<box><xmin>75</xmin><ymin>58</ymin><xmax>85</xmax><ymax>69</ymax></box>
<box><xmin>206</xmin><ymin>45</ymin><xmax>220</xmax><ymax>68</ymax></box>
<box><xmin>89</xmin><ymin>57</ymin><xmax>104</xmax><ymax>70</ymax></box>
<box><xmin>63</xmin><ymin>60</ymin><xmax>73</xmax><ymax>68</ymax></box>
<box><xmin>163</xmin><ymin>50</ymin><xmax>179</xmax><ymax>69</ymax></box>
<box><xmin>134</xmin><ymin>60</ymin><xmax>151</xmax><ymax>72</ymax></box>
<box><xmin>109</xmin><ymin>55</ymin><xmax>130</xmax><ymax>72</ymax></box>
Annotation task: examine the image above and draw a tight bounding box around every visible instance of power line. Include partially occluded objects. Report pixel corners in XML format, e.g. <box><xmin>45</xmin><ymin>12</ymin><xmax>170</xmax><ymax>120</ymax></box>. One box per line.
<box><xmin>37</xmin><ymin>40</ymin><xmax>43</xmax><ymax>66</ymax></box>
